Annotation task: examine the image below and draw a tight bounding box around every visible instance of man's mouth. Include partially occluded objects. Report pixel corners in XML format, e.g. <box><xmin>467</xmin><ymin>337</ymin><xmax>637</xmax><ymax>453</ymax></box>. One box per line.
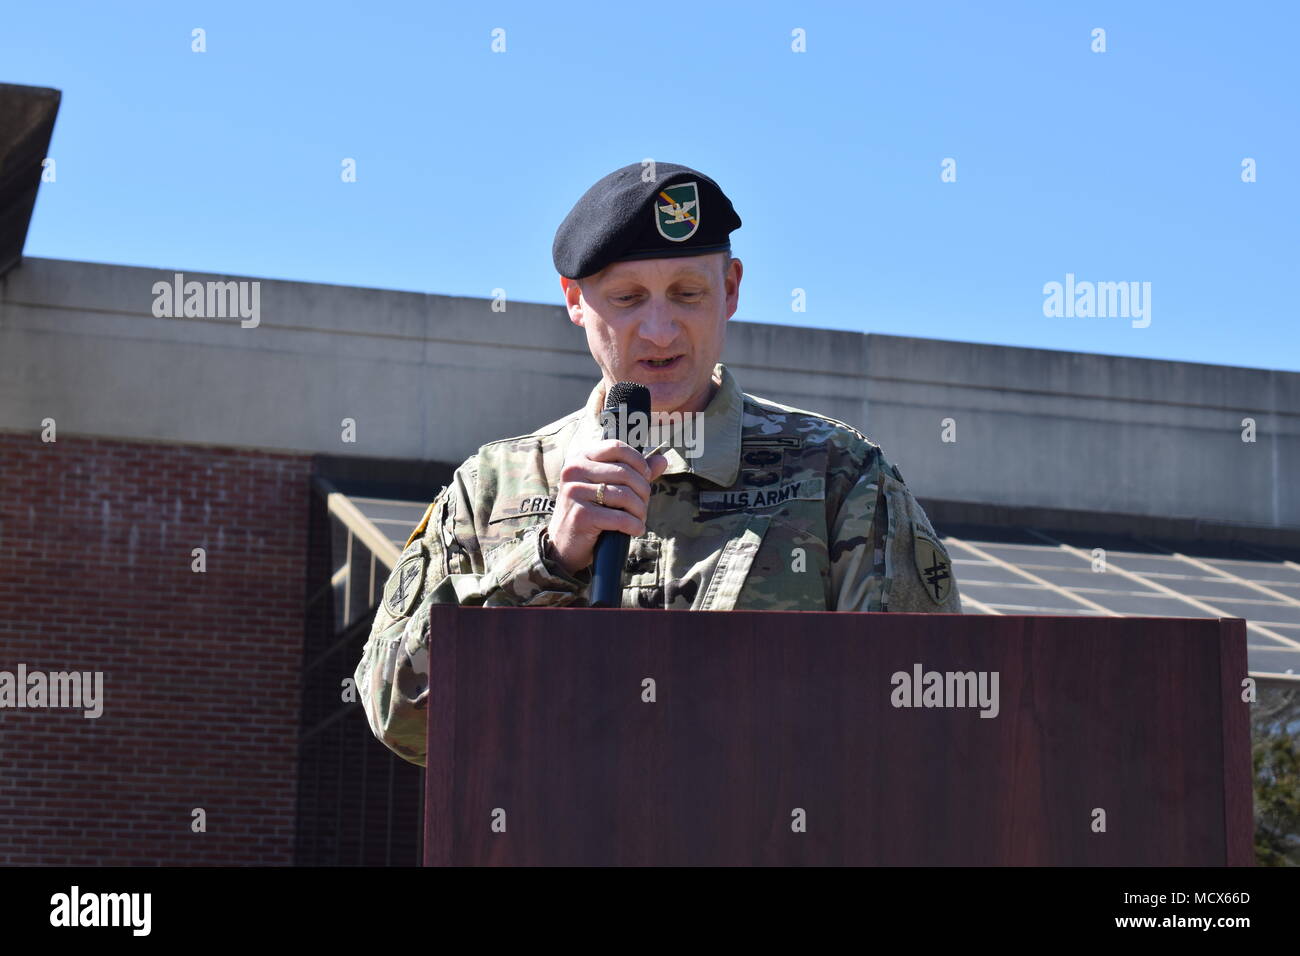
<box><xmin>638</xmin><ymin>355</ymin><xmax>684</xmax><ymax>371</ymax></box>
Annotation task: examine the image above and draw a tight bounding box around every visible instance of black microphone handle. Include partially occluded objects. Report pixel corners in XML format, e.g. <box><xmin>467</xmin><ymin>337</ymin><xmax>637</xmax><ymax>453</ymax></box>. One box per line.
<box><xmin>589</xmin><ymin>529</ymin><xmax>632</xmax><ymax>608</ymax></box>
<box><xmin>588</xmin><ymin>381</ymin><xmax>652</xmax><ymax>608</ymax></box>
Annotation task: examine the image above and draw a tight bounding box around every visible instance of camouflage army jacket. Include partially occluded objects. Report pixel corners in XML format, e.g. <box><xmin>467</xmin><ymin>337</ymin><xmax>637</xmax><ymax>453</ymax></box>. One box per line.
<box><xmin>356</xmin><ymin>362</ymin><xmax>961</xmax><ymax>764</ymax></box>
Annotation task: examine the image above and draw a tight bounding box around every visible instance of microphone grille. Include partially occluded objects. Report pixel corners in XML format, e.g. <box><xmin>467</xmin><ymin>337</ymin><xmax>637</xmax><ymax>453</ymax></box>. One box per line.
<box><xmin>605</xmin><ymin>381</ymin><xmax>651</xmax><ymax>416</ymax></box>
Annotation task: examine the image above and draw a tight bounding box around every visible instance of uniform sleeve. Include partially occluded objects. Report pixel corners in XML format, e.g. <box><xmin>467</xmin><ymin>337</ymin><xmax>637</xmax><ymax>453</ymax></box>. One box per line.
<box><xmin>828</xmin><ymin>449</ymin><xmax>962</xmax><ymax>614</ymax></box>
<box><xmin>353</xmin><ymin>457</ymin><xmax>591</xmax><ymax>766</ymax></box>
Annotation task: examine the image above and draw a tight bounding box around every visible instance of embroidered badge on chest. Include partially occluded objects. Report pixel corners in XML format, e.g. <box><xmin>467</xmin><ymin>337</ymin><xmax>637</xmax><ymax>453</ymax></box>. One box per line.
<box><xmin>913</xmin><ymin>531</ymin><xmax>953</xmax><ymax>604</ymax></box>
<box><xmin>741</xmin><ymin>468</ymin><xmax>780</xmax><ymax>487</ymax></box>
<box><xmin>739</xmin><ymin>437</ymin><xmax>801</xmax><ymax>479</ymax></box>
<box><xmin>384</xmin><ymin>549</ymin><xmax>425</xmax><ymax>618</ymax></box>
<box><xmin>742</xmin><ymin>447</ymin><xmax>783</xmax><ymax>468</ymax></box>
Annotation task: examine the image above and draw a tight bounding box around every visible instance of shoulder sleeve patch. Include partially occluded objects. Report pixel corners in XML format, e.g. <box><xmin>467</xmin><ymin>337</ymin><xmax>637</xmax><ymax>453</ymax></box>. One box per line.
<box><xmin>383</xmin><ymin>545</ymin><xmax>426</xmax><ymax>619</ymax></box>
<box><xmin>912</xmin><ymin>529</ymin><xmax>953</xmax><ymax>605</ymax></box>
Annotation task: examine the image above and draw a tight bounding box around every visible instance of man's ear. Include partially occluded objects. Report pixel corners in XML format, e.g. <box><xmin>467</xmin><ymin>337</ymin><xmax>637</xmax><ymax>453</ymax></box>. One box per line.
<box><xmin>723</xmin><ymin>256</ymin><xmax>743</xmax><ymax>320</ymax></box>
<box><xmin>560</xmin><ymin>275</ymin><xmax>584</xmax><ymax>326</ymax></box>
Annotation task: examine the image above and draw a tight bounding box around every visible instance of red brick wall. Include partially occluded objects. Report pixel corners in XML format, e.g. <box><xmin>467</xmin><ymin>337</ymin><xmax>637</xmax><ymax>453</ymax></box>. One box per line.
<box><xmin>0</xmin><ymin>432</ymin><xmax>311</xmax><ymax>865</ymax></box>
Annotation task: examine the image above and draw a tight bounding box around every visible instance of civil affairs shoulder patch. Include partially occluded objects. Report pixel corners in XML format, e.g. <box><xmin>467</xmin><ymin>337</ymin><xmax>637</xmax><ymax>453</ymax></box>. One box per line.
<box><xmin>913</xmin><ymin>530</ymin><xmax>953</xmax><ymax>605</ymax></box>
<box><xmin>383</xmin><ymin>547</ymin><xmax>426</xmax><ymax>619</ymax></box>
<box><xmin>655</xmin><ymin>181</ymin><xmax>700</xmax><ymax>242</ymax></box>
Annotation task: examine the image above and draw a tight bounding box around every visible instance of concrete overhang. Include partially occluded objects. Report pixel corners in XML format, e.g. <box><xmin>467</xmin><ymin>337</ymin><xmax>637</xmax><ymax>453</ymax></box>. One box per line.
<box><xmin>0</xmin><ymin>82</ymin><xmax>61</xmax><ymax>278</ymax></box>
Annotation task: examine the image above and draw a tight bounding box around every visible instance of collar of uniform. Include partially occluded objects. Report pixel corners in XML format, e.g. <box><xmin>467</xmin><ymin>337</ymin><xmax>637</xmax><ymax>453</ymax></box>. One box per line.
<box><xmin>573</xmin><ymin>362</ymin><xmax>743</xmax><ymax>487</ymax></box>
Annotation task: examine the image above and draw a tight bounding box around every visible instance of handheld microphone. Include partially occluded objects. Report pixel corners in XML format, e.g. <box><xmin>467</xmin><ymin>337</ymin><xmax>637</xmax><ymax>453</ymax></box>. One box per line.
<box><xmin>589</xmin><ymin>381</ymin><xmax>651</xmax><ymax>608</ymax></box>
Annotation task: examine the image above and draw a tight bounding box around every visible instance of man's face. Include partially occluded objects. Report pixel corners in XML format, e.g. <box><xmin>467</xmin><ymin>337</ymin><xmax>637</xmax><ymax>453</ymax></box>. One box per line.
<box><xmin>561</xmin><ymin>252</ymin><xmax>743</xmax><ymax>414</ymax></box>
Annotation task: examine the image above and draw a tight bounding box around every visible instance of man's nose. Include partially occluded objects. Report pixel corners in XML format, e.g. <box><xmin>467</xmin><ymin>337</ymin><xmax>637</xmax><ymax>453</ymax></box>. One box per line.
<box><xmin>636</xmin><ymin>298</ymin><xmax>681</xmax><ymax>347</ymax></box>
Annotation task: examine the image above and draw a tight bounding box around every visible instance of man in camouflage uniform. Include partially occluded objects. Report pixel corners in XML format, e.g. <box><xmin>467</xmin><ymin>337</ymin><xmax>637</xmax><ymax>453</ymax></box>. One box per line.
<box><xmin>356</xmin><ymin>162</ymin><xmax>961</xmax><ymax>765</ymax></box>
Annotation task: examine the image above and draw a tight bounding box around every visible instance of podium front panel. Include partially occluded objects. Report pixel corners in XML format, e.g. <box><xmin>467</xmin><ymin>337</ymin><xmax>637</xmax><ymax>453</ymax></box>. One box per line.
<box><xmin>422</xmin><ymin>608</ymin><xmax>1251</xmax><ymax>866</ymax></box>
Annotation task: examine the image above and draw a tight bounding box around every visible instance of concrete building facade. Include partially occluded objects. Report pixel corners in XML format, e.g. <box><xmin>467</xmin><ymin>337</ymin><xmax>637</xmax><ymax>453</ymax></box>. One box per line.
<box><xmin>3</xmin><ymin>255</ymin><xmax>1298</xmax><ymax>866</ymax></box>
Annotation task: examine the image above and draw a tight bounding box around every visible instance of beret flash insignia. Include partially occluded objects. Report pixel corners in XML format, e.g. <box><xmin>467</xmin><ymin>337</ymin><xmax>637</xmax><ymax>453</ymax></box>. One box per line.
<box><xmin>655</xmin><ymin>181</ymin><xmax>700</xmax><ymax>242</ymax></box>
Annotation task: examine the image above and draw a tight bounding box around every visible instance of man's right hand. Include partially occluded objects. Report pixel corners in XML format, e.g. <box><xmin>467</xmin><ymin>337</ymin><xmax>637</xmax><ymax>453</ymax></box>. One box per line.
<box><xmin>546</xmin><ymin>437</ymin><xmax>669</xmax><ymax>576</ymax></box>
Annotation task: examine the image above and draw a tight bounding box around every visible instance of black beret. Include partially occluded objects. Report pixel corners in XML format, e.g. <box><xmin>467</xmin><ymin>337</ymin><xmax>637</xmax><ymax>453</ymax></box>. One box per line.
<box><xmin>553</xmin><ymin>162</ymin><xmax>742</xmax><ymax>280</ymax></box>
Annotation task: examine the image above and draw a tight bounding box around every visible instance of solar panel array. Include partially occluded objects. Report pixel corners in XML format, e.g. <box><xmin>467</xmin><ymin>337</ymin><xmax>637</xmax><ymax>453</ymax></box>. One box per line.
<box><xmin>347</xmin><ymin>495</ymin><xmax>1300</xmax><ymax>682</ymax></box>
<box><xmin>944</xmin><ymin>524</ymin><xmax>1300</xmax><ymax>682</ymax></box>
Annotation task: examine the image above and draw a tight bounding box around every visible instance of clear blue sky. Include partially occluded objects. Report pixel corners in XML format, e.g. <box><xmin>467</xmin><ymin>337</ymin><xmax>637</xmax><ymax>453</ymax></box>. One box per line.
<box><xmin>6</xmin><ymin>1</ymin><xmax>1298</xmax><ymax>371</ymax></box>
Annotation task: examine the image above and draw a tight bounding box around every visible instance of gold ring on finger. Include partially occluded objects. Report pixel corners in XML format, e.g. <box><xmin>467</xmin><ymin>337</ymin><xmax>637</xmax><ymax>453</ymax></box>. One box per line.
<box><xmin>595</xmin><ymin>482</ymin><xmax>607</xmax><ymax>506</ymax></box>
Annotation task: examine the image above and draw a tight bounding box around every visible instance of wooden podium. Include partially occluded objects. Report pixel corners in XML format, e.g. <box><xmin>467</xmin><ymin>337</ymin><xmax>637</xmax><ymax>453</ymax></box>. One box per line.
<box><xmin>422</xmin><ymin>608</ymin><xmax>1253</xmax><ymax>866</ymax></box>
